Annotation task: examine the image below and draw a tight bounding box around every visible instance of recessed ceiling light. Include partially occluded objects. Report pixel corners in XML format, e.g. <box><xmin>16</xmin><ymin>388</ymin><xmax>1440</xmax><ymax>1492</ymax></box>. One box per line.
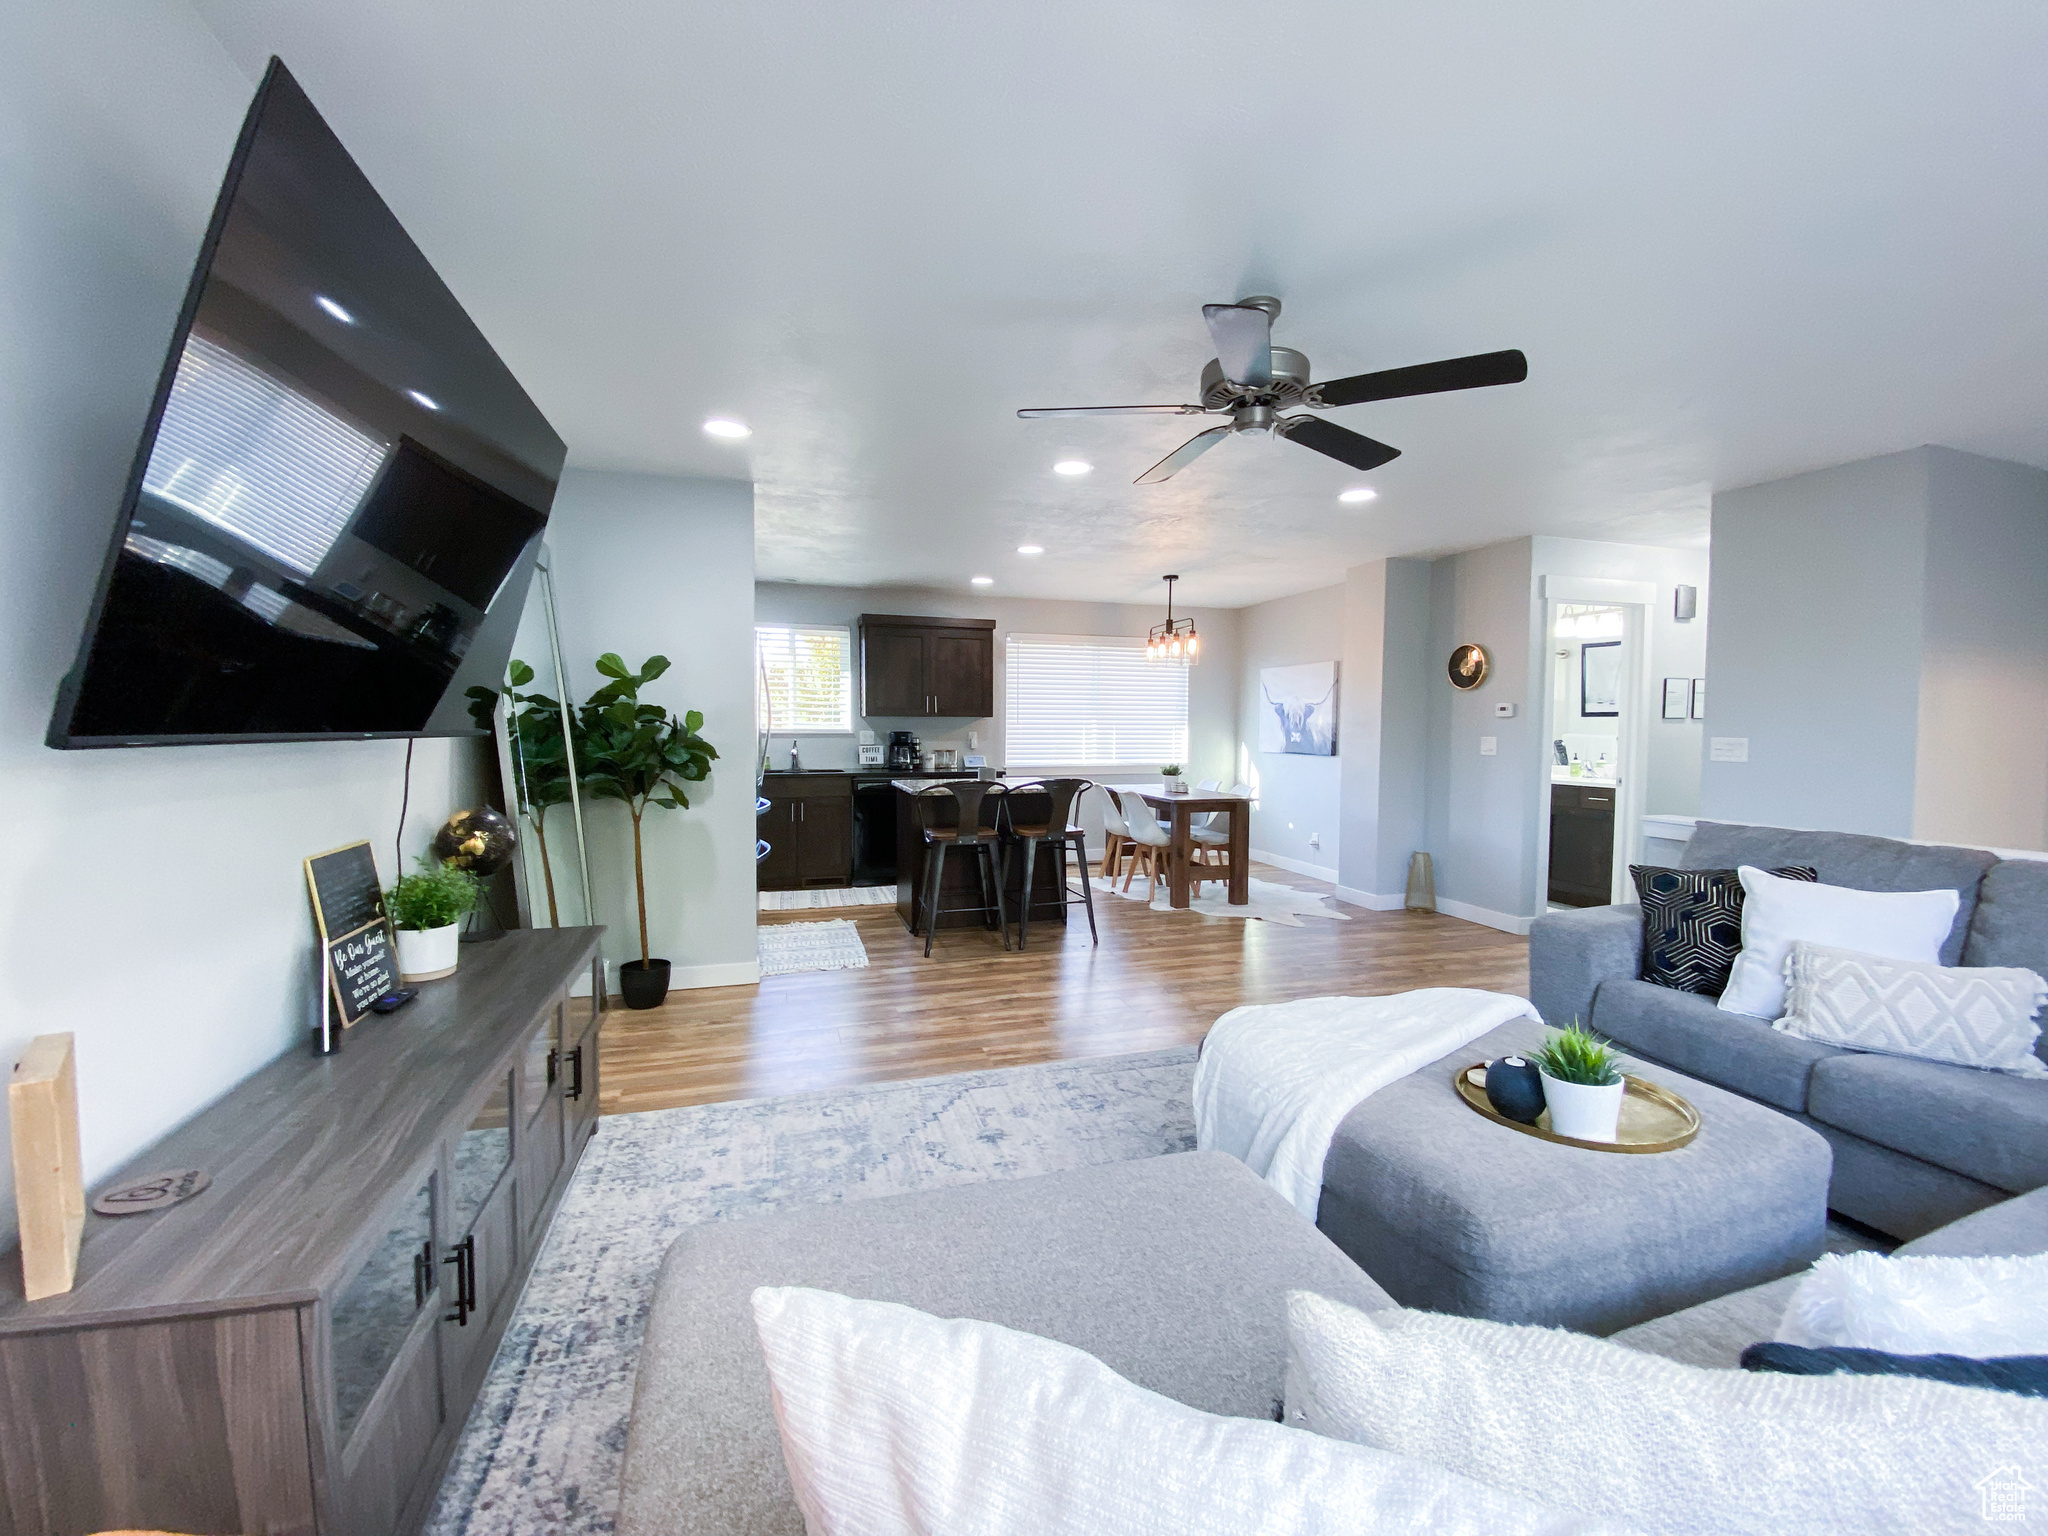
<box><xmin>314</xmin><ymin>295</ymin><xmax>355</xmax><ymax>324</ymax></box>
<box><xmin>970</xmin><ymin>575</ymin><xmax>995</xmax><ymax>586</ymax></box>
<box><xmin>1053</xmin><ymin>460</ymin><xmax>1092</xmax><ymax>476</ymax></box>
<box><xmin>1016</xmin><ymin>544</ymin><xmax>1044</xmax><ymax>555</ymax></box>
<box><xmin>1338</xmin><ymin>486</ymin><xmax>1378</xmax><ymax>504</ymax></box>
<box><xmin>407</xmin><ymin>389</ymin><xmax>440</xmax><ymax>411</ymax></box>
<box><xmin>703</xmin><ymin>417</ymin><xmax>751</xmax><ymax>439</ymax></box>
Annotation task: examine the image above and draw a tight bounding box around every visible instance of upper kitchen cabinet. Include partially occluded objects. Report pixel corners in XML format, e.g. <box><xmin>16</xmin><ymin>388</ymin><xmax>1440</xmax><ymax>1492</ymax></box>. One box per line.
<box><xmin>858</xmin><ymin>615</ymin><xmax>995</xmax><ymax>718</ymax></box>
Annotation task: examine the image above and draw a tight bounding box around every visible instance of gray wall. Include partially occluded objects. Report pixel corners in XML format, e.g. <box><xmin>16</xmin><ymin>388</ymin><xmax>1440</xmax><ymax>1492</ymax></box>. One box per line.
<box><xmin>0</xmin><ymin>6</ymin><xmax>494</xmax><ymax>1238</ymax></box>
<box><xmin>551</xmin><ymin>472</ymin><xmax>759</xmax><ymax>988</ymax></box>
<box><xmin>1913</xmin><ymin>448</ymin><xmax>2048</xmax><ymax>849</ymax></box>
<box><xmin>1239</xmin><ymin>584</ymin><xmax>1345</xmax><ymax>874</ymax></box>
<box><xmin>1701</xmin><ymin>451</ymin><xmax>1930</xmax><ymax>835</ymax></box>
<box><xmin>1701</xmin><ymin>445</ymin><xmax>2048</xmax><ymax>847</ymax></box>
<box><xmin>1336</xmin><ymin>558</ymin><xmax>1431</xmax><ymax>901</ymax></box>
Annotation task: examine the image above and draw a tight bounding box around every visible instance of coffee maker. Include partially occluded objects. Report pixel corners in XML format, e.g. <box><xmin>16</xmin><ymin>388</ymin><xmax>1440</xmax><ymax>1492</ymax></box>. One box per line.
<box><xmin>887</xmin><ymin>730</ymin><xmax>920</xmax><ymax>771</ymax></box>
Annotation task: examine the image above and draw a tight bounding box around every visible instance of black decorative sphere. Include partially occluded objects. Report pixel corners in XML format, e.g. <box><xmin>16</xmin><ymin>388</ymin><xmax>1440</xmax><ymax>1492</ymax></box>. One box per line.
<box><xmin>434</xmin><ymin>807</ymin><xmax>518</xmax><ymax>876</ymax></box>
<box><xmin>1485</xmin><ymin>1055</ymin><xmax>1547</xmax><ymax>1125</ymax></box>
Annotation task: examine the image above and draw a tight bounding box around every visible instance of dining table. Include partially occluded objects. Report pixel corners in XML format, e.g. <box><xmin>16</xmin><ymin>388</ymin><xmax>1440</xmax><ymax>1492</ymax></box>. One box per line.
<box><xmin>1105</xmin><ymin>783</ymin><xmax>1253</xmax><ymax>909</ymax></box>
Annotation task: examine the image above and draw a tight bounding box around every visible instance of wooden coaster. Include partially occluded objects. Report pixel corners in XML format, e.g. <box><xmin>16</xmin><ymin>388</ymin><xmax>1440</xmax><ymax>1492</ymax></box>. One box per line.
<box><xmin>91</xmin><ymin>1168</ymin><xmax>211</xmax><ymax>1217</ymax></box>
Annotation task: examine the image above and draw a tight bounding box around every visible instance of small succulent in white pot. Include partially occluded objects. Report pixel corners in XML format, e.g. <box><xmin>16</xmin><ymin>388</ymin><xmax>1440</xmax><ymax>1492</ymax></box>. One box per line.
<box><xmin>1528</xmin><ymin>1021</ymin><xmax>1626</xmax><ymax>1142</ymax></box>
<box><xmin>1161</xmin><ymin>763</ymin><xmax>1188</xmax><ymax>793</ymax></box>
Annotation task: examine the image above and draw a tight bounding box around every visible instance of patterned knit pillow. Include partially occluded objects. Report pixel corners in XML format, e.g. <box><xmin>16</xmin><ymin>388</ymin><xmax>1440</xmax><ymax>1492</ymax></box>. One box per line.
<box><xmin>1774</xmin><ymin>942</ymin><xmax>2048</xmax><ymax>1077</ymax></box>
<box><xmin>1630</xmin><ymin>865</ymin><xmax>1817</xmax><ymax>996</ymax></box>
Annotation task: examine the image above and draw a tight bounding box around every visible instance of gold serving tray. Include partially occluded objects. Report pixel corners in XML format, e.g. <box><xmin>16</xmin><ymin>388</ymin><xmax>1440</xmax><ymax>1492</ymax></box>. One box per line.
<box><xmin>1454</xmin><ymin>1064</ymin><xmax>1701</xmax><ymax>1154</ymax></box>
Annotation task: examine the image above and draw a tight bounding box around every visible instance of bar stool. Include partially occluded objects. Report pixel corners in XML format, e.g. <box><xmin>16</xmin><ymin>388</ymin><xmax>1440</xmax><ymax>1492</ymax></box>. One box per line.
<box><xmin>910</xmin><ymin>781</ymin><xmax>1011</xmax><ymax>958</ymax></box>
<box><xmin>999</xmin><ymin>778</ymin><xmax>1098</xmax><ymax>949</ymax></box>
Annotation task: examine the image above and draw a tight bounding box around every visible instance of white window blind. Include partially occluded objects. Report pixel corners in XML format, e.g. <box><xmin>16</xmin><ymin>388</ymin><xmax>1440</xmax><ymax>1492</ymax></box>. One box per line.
<box><xmin>142</xmin><ymin>333</ymin><xmax>389</xmax><ymax>575</ymax></box>
<box><xmin>756</xmin><ymin>623</ymin><xmax>853</xmax><ymax>732</ymax></box>
<box><xmin>1005</xmin><ymin>633</ymin><xmax>1189</xmax><ymax>767</ymax></box>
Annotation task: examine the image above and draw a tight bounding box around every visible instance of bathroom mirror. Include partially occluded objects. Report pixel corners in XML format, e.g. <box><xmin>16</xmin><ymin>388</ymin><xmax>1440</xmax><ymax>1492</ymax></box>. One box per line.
<box><xmin>488</xmin><ymin>547</ymin><xmax>594</xmax><ymax>929</ymax></box>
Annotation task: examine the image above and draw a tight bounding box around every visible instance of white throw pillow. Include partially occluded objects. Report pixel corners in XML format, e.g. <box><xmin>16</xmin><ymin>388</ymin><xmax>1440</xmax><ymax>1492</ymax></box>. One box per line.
<box><xmin>1283</xmin><ymin>1290</ymin><xmax>2048</xmax><ymax>1536</ymax></box>
<box><xmin>1776</xmin><ymin>1250</ymin><xmax>2048</xmax><ymax>1355</ymax></box>
<box><xmin>1775</xmin><ymin>941</ymin><xmax>2048</xmax><ymax>1076</ymax></box>
<box><xmin>749</xmin><ymin>1286</ymin><xmax>1616</xmax><ymax>1536</ymax></box>
<box><xmin>1717</xmin><ymin>866</ymin><xmax>1958</xmax><ymax>1020</ymax></box>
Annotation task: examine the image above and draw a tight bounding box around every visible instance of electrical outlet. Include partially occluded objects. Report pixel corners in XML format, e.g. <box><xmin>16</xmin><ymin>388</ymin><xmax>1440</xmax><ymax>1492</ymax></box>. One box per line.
<box><xmin>1479</xmin><ymin>736</ymin><xmax>1498</xmax><ymax>756</ymax></box>
<box><xmin>1710</xmin><ymin>737</ymin><xmax>1750</xmax><ymax>762</ymax></box>
<box><xmin>1493</xmin><ymin>702</ymin><xmax>1517</xmax><ymax>718</ymax></box>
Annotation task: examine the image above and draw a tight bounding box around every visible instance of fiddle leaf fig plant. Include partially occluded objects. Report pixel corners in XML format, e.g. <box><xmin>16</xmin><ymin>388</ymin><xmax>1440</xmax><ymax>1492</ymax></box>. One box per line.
<box><xmin>576</xmin><ymin>653</ymin><xmax>719</xmax><ymax>967</ymax></box>
<box><xmin>468</xmin><ymin>658</ymin><xmax>579</xmax><ymax>925</ymax></box>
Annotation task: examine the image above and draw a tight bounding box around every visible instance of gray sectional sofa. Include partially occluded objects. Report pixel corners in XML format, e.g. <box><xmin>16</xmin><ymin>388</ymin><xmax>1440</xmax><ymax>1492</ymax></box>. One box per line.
<box><xmin>1531</xmin><ymin>820</ymin><xmax>2048</xmax><ymax>1239</ymax></box>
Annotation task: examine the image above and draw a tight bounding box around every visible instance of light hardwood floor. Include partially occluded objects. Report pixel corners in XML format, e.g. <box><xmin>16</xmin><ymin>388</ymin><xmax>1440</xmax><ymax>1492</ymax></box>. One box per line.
<box><xmin>599</xmin><ymin>862</ymin><xmax>1530</xmax><ymax>1115</ymax></box>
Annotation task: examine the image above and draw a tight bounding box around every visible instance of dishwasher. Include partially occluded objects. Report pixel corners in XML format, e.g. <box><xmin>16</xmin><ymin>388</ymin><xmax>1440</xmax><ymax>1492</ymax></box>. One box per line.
<box><xmin>851</xmin><ymin>776</ymin><xmax>900</xmax><ymax>885</ymax></box>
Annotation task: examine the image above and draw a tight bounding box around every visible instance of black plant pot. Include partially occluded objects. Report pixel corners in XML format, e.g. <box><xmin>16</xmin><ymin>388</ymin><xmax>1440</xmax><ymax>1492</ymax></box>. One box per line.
<box><xmin>619</xmin><ymin>958</ymin><xmax>672</xmax><ymax>1010</ymax></box>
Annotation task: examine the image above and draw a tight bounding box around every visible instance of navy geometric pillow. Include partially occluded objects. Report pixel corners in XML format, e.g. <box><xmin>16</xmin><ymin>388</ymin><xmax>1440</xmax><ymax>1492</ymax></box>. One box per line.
<box><xmin>1630</xmin><ymin>865</ymin><xmax>1818</xmax><ymax>996</ymax></box>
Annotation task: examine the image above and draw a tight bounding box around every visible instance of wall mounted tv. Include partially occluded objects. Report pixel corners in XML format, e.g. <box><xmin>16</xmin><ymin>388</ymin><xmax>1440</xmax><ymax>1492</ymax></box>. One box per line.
<box><xmin>47</xmin><ymin>58</ymin><xmax>566</xmax><ymax>749</ymax></box>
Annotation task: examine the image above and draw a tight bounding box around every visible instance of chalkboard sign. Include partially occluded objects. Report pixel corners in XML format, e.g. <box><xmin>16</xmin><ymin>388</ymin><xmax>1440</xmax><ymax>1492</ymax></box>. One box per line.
<box><xmin>305</xmin><ymin>842</ymin><xmax>395</xmax><ymax>1027</ymax></box>
<box><xmin>326</xmin><ymin>922</ymin><xmax>397</xmax><ymax>1027</ymax></box>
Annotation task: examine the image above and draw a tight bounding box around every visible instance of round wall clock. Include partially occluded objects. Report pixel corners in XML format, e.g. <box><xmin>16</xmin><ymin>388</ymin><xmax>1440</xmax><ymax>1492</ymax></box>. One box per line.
<box><xmin>1448</xmin><ymin>643</ymin><xmax>1489</xmax><ymax>690</ymax></box>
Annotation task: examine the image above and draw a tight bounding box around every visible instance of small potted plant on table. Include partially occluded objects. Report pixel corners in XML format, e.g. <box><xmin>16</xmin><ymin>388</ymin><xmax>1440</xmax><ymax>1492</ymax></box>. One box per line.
<box><xmin>1161</xmin><ymin>763</ymin><xmax>1188</xmax><ymax>794</ymax></box>
<box><xmin>1528</xmin><ymin>1022</ymin><xmax>1626</xmax><ymax>1143</ymax></box>
<box><xmin>388</xmin><ymin>855</ymin><xmax>481</xmax><ymax>982</ymax></box>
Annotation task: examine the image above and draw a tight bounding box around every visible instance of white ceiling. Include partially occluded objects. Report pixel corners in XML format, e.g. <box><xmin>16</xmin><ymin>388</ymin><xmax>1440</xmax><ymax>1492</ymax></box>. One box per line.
<box><xmin>190</xmin><ymin>1</ymin><xmax>2048</xmax><ymax>608</ymax></box>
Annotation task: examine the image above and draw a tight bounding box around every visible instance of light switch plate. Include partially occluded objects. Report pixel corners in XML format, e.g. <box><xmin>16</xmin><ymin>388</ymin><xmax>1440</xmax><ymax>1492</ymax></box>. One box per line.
<box><xmin>1710</xmin><ymin>737</ymin><xmax>1749</xmax><ymax>762</ymax></box>
<box><xmin>1493</xmin><ymin>702</ymin><xmax>1516</xmax><ymax>718</ymax></box>
<box><xmin>1479</xmin><ymin>736</ymin><xmax>1498</xmax><ymax>756</ymax></box>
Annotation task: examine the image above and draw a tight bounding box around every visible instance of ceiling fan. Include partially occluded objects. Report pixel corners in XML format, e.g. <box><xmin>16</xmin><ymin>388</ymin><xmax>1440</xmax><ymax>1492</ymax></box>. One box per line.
<box><xmin>1017</xmin><ymin>296</ymin><xmax>1526</xmax><ymax>484</ymax></box>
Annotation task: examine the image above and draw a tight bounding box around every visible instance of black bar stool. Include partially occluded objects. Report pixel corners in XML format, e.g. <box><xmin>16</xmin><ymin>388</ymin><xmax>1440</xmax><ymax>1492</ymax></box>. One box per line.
<box><xmin>910</xmin><ymin>781</ymin><xmax>1012</xmax><ymax>958</ymax></box>
<box><xmin>998</xmin><ymin>778</ymin><xmax>1098</xmax><ymax>949</ymax></box>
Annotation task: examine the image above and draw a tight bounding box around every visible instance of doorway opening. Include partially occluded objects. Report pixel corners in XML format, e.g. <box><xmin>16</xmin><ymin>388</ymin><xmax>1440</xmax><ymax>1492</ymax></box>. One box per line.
<box><xmin>1543</xmin><ymin>603</ymin><xmax>1638</xmax><ymax>910</ymax></box>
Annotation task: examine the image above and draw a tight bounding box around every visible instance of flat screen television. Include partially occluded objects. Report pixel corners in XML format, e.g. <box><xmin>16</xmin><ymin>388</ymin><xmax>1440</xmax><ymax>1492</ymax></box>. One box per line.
<box><xmin>47</xmin><ymin>58</ymin><xmax>566</xmax><ymax>748</ymax></box>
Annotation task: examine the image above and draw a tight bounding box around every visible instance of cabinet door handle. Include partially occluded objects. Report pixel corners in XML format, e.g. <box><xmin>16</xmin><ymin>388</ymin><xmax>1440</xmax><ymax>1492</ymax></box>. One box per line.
<box><xmin>442</xmin><ymin>1234</ymin><xmax>476</xmax><ymax>1325</ymax></box>
<box><xmin>413</xmin><ymin>1239</ymin><xmax>434</xmax><ymax>1309</ymax></box>
<box><xmin>566</xmin><ymin>1044</ymin><xmax>585</xmax><ymax>1101</ymax></box>
<box><xmin>546</xmin><ymin>1046</ymin><xmax>559</xmax><ymax>1086</ymax></box>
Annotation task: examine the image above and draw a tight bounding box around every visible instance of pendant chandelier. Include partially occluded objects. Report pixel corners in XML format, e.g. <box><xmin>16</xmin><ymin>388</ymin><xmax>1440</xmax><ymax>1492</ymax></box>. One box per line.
<box><xmin>1146</xmin><ymin>574</ymin><xmax>1199</xmax><ymax>664</ymax></box>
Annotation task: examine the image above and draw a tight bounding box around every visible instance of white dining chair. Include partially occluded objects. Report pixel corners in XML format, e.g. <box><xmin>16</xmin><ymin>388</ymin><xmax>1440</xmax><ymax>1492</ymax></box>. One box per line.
<box><xmin>1097</xmin><ymin>787</ymin><xmax>1135</xmax><ymax>885</ymax></box>
<box><xmin>1118</xmin><ymin>794</ymin><xmax>1175</xmax><ymax>897</ymax></box>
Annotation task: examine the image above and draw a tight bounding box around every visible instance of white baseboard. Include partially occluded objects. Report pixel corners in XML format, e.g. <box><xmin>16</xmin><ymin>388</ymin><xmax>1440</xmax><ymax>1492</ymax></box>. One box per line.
<box><xmin>1332</xmin><ymin>885</ymin><xmax>1405</xmax><ymax>911</ymax></box>
<box><xmin>1433</xmin><ymin>897</ymin><xmax>1534</xmax><ymax>936</ymax></box>
<box><xmin>607</xmin><ymin>958</ymin><xmax>762</xmax><ymax>995</ymax></box>
<box><xmin>1251</xmin><ymin>848</ymin><xmax>1339</xmax><ymax>883</ymax></box>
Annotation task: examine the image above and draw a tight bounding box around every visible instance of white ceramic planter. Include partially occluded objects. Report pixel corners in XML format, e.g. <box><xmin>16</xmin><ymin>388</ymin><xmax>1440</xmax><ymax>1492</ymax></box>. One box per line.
<box><xmin>1540</xmin><ymin>1071</ymin><xmax>1625</xmax><ymax>1142</ymax></box>
<box><xmin>396</xmin><ymin>922</ymin><xmax>461</xmax><ymax>983</ymax></box>
<box><xmin>1163</xmin><ymin>776</ymin><xmax>1189</xmax><ymax>794</ymax></box>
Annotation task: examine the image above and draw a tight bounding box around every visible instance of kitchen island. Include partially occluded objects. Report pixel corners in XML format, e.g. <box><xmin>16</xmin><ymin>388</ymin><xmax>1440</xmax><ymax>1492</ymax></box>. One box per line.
<box><xmin>891</xmin><ymin>778</ymin><xmax>1072</xmax><ymax>936</ymax></box>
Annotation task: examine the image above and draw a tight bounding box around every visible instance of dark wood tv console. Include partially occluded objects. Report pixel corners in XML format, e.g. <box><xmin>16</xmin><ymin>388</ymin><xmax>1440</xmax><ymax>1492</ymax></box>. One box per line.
<box><xmin>0</xmin><ymin>926</ymin><xmax>605</xmax><ymax>1536</ymax></box>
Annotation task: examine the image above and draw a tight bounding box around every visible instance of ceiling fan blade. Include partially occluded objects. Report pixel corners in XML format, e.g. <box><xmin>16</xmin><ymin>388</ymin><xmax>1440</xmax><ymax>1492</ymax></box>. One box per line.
<box><xmin>1313</xmin><ymin>349</ymin><xmax>1528</xmax><ymax>408</ymax></box>
<box><xmin>1135</xmin><ymin>424</ymin><xmax>1233</xmax><ymax>484</ymax></box>
<box><xmin>1202</xmin><ymin>303</ymin><xmax>1273</xmax><ymax>388</ymax></box>
<box><xmin>1015</xmin><ymin>404</ymin><xmax>1208</xmax><ymax>418</ymax></box>
<box><xmin>1279</xmin><ymin>415</ymin><xmax>1402</xmax><ymax>472</ymax></box>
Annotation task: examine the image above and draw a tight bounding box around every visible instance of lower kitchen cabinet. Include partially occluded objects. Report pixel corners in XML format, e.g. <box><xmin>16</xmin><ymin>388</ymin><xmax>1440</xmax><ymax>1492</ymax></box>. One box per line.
<box><xmin>1549</xmin><ymin>783</ymin><xmax>1617</xmax><ymax>907</ymax></box>
<box><xmin>758</xmin><ymin>773</ymin><xmax>853</xmax><ymax>890</ymax></box>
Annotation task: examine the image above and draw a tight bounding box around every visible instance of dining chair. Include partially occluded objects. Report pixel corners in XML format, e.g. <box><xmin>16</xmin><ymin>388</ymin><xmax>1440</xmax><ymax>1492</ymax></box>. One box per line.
<box><xmin>909</xmin><ymin>781</ymin><xmax>1011</xmax><ymax>958</ymax></box>
<box><xmin>1190</xmin><ymin>781</ymin><xmax>1251</xmax><ymax>887</ymax></box>
<box><xmin>1098</xmin><ymin>787</ymin><xmax>1134</xmax><ymax>886</ymax></box>
<box><xmin>1117</xmin><ymin>792</ymin><xmax>1175</xmax><ymax>898</ymax></box>
<box><xmin>998</xmin><ymin>779</ymin><xmax>1098</xmax><ymax>948</ymax></box>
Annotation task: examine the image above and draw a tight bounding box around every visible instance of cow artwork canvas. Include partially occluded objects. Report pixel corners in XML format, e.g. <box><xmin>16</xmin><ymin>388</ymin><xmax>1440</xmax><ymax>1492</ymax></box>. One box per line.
<box><xmin>1259</xmin><ymin>662</ymin><xmax>1339</xmax><ymax>756</ymax></box>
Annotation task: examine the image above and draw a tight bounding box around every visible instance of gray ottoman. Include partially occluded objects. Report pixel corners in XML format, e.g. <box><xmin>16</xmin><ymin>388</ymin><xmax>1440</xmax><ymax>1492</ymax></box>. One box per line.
<box><xmin>616</xmin><ymin>1151</ymin><xmax>1393</xmax><ymax>1536</ymax></box>
<box><xmin>1315</xmin><ymin>1018</ymin><xmax>1832</xmax><ymax>1336</ymax></box>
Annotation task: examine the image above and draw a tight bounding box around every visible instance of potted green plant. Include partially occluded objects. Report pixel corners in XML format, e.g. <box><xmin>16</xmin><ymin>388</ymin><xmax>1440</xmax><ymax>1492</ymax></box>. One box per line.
<box><xmin>1527</xmin><ymin>1021</ymin><xmax>1626</xmax><ymax>1142</ymax></box>
<box><xmin>1161</xmin><ymin>763</ymin><xmax>1188</xmax><ymax>794</ymax></box>
<box><xmin>388</xmin><ymin>855</ymin><xmax>481</xmax><ymax>982</ymax></box>
<box><xmin>577</xmin><ymin>653</ymin><xmax>718</xmax><ymax>1009</ymax></box>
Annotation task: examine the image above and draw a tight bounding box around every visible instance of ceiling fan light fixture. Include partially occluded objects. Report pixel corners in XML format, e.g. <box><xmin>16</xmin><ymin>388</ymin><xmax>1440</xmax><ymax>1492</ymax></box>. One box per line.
<box><xmin>703</xmin><ymin>417</ymin><xmax>751</xmax><ymax>439</ymax></box>
<box><xmin>1053</xmin><ymin>459</ymin><xmax>1092</xmax><ymax>476</ymax></box>
<box><xmin>1338</xmin><ymin>487</ymin><xmax>1378</xmax><ymax>504</ymax></box>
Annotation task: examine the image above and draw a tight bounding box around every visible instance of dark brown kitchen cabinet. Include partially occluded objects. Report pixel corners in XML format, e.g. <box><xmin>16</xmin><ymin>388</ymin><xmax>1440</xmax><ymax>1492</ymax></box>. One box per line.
<box><xmin>859</xmin><ymin>614</ymin><xmax>995</xmax><ymax>718</ymax></box>
<box><xmin>1548</xmin><ymin>782</ymin><xmax>1617</xmax><ymax>908</ymax></box>
<box><xmin>758</xmin><ymin>773</ymin><xmax>853</xmax><ymax>891</ymax></box>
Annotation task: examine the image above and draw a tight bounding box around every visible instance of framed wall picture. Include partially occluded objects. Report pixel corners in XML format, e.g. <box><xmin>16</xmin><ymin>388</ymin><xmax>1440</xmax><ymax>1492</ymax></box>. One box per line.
<box><xmin>1662</xmin><ymin>678</ymin><xmax>1690</xmax><ymax>720</ymax></box>
<box><xmin>1690</xmin><ymin>678</ymin><xmax>1707</xmax><ymax>720</ymax></box>
<box><xmin>1580</xmin><ymin>641</ymin><xmax>1622</xmax><ymax>717</ymax></box>
<box><xmin>1258</xmin><ymin>661</ymin><xmax>1339</xmax><ymax>755</ymax></box>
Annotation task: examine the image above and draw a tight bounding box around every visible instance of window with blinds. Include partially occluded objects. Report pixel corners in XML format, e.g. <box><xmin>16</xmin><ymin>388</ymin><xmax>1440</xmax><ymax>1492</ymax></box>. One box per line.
<box><xmin>1005</xmin><ymin>634</ymin><xmax>1189</xmax><ymax>767</ymax></box>
<box><xmin>142</xmin><ymin>333</ymin><xmax>391</xmax><ymax>575</ymax></box>
<box><xmin>756</xmin><ymin>623</ymin><xmax>854</xmax><ymax>732</ymax></box>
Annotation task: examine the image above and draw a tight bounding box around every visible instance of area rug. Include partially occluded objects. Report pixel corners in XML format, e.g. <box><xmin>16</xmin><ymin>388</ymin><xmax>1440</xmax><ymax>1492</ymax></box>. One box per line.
<box><xmin>424</xmin><ymin>1047</ymin><xmax>1198</xmax><ymax>1536</ymax></box>
<box><xmin>1093</xmin><ymin>872</ymin><xmax>1352</xmax><ymax>926</ymax></box>
<box><xmin>757</xmin><ymin>918</ymin><xmax>869</xmax><ymax>976</ymax></box>
<box><xmin>757</xmin><ymin>883</ymin><xmax>900</xmax><ymax>911</ymax></box>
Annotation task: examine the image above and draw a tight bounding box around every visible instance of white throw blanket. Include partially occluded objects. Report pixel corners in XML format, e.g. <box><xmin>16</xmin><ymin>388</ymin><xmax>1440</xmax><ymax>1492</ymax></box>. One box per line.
<box><xmin>1194</xmin><ymin>989</ymin><xmax>1542</xmax><ymax>1219</ymax></box>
